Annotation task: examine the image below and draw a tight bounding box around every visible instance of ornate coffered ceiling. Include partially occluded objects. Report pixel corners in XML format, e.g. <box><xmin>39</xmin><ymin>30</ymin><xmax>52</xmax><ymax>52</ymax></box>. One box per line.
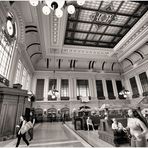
<box><xmin>4</xmin><ymin>1</ymin><xmax>148</xmax><ymax>73</ymax></box>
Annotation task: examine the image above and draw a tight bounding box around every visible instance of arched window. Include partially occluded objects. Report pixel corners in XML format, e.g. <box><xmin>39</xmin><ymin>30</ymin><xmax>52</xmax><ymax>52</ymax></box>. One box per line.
<box><xmin>0</xmin><ymin>12</ymin><xmax>16</xmax><ymax>78</ymax></box>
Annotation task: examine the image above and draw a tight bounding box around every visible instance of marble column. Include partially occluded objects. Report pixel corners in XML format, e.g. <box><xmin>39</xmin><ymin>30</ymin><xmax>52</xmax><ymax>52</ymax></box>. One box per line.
<box><xmin>88</xmin><ymin>78</ymin><xmax>93</xmax><ymax>98</ymax></box>
<box><xmin>43</xmin><ymin>77</ymin><xmax>49</xmax><ymax>101</ymax></box>
<box><xmin>135</xmin><ymin>75</ymin><xmax>143</xmax><ymax>96</ymax></box>
<box><xmin>102</xmin><ymin>79</ymin><xmax>108</xmax><ymax>100</ymax></box>
<box><xmin>112</xmin><ymin>79</ymin><xmax>119</xmax><ymax>99</ymax></box>
<box><xmin>93</xmin><ymin>79</ymin><xmax>97</xmax><ymax>98</ymax></box>
<box><xmin>32</xmin><ymin>77</ymin><xmax>37</xmax><ymax>95</ymax></box>
<box><xmin>69</xmin><ymin>78</ymin><xmax>73</xmax><ymax>100</ymax></box>
<box><xmin>73</xmin><ymin>78</ymin><xmax>77</xmax><ymax>99</ymax></box>
<box><xmin>57</xmin><ymin>78</ymin><xmax>61</xmax><ymax>101</ymax></box>
<box><xmin>124</xmin><ymin>78</ymin><xmax>132</xmax><ymax>99</ymax></box>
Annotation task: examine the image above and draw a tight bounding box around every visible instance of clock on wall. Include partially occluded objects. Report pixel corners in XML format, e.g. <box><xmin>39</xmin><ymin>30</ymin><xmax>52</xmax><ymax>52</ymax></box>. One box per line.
<box><xmin>6</xmin><ymin>16</ymin><xmax>16</xmax><ymax>38</ymax></box>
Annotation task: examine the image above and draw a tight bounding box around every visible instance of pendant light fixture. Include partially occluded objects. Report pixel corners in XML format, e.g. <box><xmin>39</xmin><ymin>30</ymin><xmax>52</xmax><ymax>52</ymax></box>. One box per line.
<box><xmin>48</xmin><ymin>49</ymin><xmax>59</xmax><ymax>99</ymax></box>
<box><xmin>29</xmin><ymin>0</ymin><xmax>86</xmax><ymax>18</ymax></box>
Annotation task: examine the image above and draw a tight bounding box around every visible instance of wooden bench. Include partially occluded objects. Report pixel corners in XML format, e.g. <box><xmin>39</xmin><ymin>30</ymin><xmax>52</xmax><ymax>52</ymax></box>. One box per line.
<box><xmin>98</xmin><ymin>118</ymin><xmax>129</xmax><ymax>146</ymax></box>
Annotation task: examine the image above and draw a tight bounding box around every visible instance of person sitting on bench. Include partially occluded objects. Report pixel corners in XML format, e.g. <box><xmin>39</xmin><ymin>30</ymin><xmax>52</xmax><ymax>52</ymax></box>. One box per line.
<box><xmin>86</xmin><ymin>116</ymin><xmax>94</xmax><ymax>131</ymax></box>
<box><xmin>112</xmin><ymin>118</ymin><xmax>124</xmax><ymax>131</ymax></box>
<box><xmin>112</xmin><ymin>118</ymin><xmax>127</xmax><ymax>146</ymax></box>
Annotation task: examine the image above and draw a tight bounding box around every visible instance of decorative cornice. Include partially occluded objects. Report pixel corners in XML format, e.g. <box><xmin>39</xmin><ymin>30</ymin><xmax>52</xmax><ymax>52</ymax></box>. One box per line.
<box><xmin>52</xmin><ymin>14</ymin><xmax>58</xmax><ymax>44</ymax></box>
<box><xmin>50</xmin><ymin>9</ymin><xmax>67</xmax><ymax>52</ymax></box>
<box><xmin>114</xmin><ymin>11</ymin><xmax>148</xmax><ymax>52</ymax></box>
<box><xmin>112</xmin><ymin>11</ymin><xmax>148</xmax><ymax>61</ymax></box>
<box><xmin>12</xmin><ymin>3</ymin><xmax>25</xmax><ymax>44</ymax></box>
<box><xmin>118</xmin><ymin>22</ymin><xmax>148</xmax><ymax>61</ymax></box>
<box><xmin>63</xmin><ymin>45</ymin><xmax>113</xmax><ymax>57</ymax></box>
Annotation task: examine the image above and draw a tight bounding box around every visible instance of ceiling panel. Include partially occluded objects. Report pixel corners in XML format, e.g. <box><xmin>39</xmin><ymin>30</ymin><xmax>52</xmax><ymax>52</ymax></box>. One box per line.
<box><xmin>100</xmin><ymin>36</ymin><xmax>114</xmax><ymax>42</ymax></box>
<box><xmin>74</xmin><ymin>33</ymin><xmax>87</xmax><ymax>39</ymax></box>
<box><xmin>84</xmin><ymin>1</ymin><xmax>101</xmax><ymax>9</ymax></box>
<box><xmin>76</xmin><ymin>23</ymin><xmax>91</xmax><ymax>31</ymax></box>
<box><xmin>118</xmin><ymin>2</ymin><xmax>139</xmax><ymax>14</ymax></box>
<box><xmin>65</xmin><ymin>1</ymin><xmax>148</xmax><ymax>48</ymax></box>
<box><xmin>111</xmin><ymin>15</ymin><xmax>129</xmax><ymax>25</ymax></box>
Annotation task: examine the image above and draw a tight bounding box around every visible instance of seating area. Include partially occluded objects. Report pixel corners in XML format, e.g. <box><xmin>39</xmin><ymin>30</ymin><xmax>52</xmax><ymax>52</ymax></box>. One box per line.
<box><xmin>98</xmin><ymin>118</ymin><xmax>129</xmax><ymax>146</ymax></box>
<box><xmin>73</xmin><ymin>108</ymin><xmax>131</xmax><ymax>146</ymax></box>
<box><xmin>73</xmin><ymin>110</ymin><xmax>101</xmax><ymax>131</ymax></box>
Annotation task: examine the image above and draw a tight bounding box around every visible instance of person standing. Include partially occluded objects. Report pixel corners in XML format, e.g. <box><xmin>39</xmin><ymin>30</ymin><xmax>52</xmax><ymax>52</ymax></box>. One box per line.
<box><xmin>62</xmin><ymin>113</ymin><xmax>66</xmax><ymax>124</ymax></box>
<box><xmin>86</xmin><ymin>116</ymin><xmax>94</xmax><ymax>131</ymax></box>
<box><xmin>112</xmin><ymin>118</ymin><xmax>126</xmax><ymax>146</ymax></box>
<box><xmin>125</xmin><ymin>109</ymin><xmax>148</xmax><ymax>147</ymax></box>
<box><xmin>28</xmin><ymin>111</ymin><xmax>35</xmax><ymax>141</ymax></box>
<box><xmin>16</xmin><ymin>115</ymin><xmax>29</xmax><ymax>147</ymax></box>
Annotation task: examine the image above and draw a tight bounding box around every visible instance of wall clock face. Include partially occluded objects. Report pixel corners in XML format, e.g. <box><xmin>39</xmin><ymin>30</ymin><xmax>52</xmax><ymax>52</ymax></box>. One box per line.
<box><xmin>6</xmin><ymin>19</ymin><xmax>15</xmax><ymax>37</ymax></box>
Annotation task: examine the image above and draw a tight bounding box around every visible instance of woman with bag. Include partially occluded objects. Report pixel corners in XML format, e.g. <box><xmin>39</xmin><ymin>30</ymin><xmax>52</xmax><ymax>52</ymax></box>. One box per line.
<box><xmin>16</xmin><ymin>115</ymin><xmax>29</xmax><ymax>147</ymax></box>
<box><xmin>125</xmin><ymin>109</ymin><xmax>148</xmax><ymax>147</ymax></box>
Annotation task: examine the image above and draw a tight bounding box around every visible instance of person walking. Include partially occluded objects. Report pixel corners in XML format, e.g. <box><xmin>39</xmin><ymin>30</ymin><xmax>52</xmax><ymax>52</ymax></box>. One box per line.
<box><xmin>16</xmin><ymin>115</ymin><xmax>29</xmax><ymax>147</ymax></box>
<box><xmin>28</xmin><ymin>111</ymin><xmax>35</xmax><ymax>141</ymax></box>
<box><xmin>62</xmin><ymin>113</ymin><xmax>66</xmax><ymax>124</ymax></box>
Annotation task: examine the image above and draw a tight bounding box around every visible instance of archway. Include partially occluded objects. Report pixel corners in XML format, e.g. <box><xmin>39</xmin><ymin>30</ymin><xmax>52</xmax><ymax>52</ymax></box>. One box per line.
<box><xmin>34</xmin><ymin>108</ymin><xmax>43</xmax><ymax>122</ymax></box>
<box><xmin>47</xmin><ymin>108</ymin><xmax>57</xmax><ymax>122</ymax></box>
<box><xmin>61</xmin><ymin>107</ymin><xmax>70</xmax><ymax>121</ymax></box>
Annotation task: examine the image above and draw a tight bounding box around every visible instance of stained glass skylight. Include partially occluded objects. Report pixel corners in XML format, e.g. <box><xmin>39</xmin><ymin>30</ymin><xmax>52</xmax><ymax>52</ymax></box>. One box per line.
<box><xmin>65</xmin><ymin>1</ymin><xmax>148</xmax><ymax>48</ymax></box>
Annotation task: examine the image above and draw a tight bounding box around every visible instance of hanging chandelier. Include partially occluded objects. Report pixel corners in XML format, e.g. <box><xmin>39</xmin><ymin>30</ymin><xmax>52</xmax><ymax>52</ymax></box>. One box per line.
<box><xmin>48</xmin><ymin>83</ymin><xmax>59</xmax><ymax>99</ymax></box>
<box><xmin>47</xmin><ymin>49</ymin><xmax>59</xmax><ymax>99</ymax></box>
<box><xmin>29</xmin><ymin>0</ymin><xmax>86</xmax><ymax>18</ymax></box>
<box><xmin>119</xmin><ymin>87</ymin><xmax>130</xmax><ymax>98</ymax></box>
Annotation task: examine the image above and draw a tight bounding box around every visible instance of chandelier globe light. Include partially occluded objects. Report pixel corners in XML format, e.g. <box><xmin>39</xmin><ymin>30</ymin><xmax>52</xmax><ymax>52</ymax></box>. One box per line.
<box><xmin>47</xmin><ymin>49</ymin><xmax>59</xmax><ymax>99</ymax></box>
<box><xmin>119</xmin><ymin>87</ymin><xmax>130</xmax><ymax>98</ymax></box>
<box><xmin>77</xmin><ymin>0</ymin><xmax>85</xmax><ymax>6</ymax></box>
<box><xmin>55</xmin><ymin>9</ymin><xmax>63</xmax><ymax>18</ymax></box>
<box><xmin>67</xmin><ymin>5</ymin><xmax>75</xmax><ymax>14</ymax></box>
<box><xmin>42</xmin><ymin>5</ymin><xmax>51</xmax><ymax>15</ymax></box>
<box><xmin>29</xmin><ymin>0</ymin><xmax>86</xmax><ymax>18</ymax></box>
<box><xmin>29</xmin><ymin>0</ymin><xmax>39</xmax><ymax>6</ymax></box>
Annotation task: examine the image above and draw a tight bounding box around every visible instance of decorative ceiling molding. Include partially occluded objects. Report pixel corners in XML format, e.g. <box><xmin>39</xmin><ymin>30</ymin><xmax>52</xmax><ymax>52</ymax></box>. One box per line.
<box><xmin>25</xmin><ymin>30</ymin><xmax>38</xmax><ymax>33</ymax></box>
<box><xmin>26</xmin><ymin>43</ymin><xmax>40</xmax><ymax>51</ymax></box>
<box><xmin>25</xmin><ymin>25</ymin><xmax>37</xmax><ymax>29</ymax></box>
<box><xmin>134</xmin><ymin>51</ymin><xmax>144</xmax><ymax>59</ymax></box>
<box><xmin>62</xmin><ymin>46</ymin><xmax>113</xmax><ymax>57</ymax></box>
<box><xmin>117</xmin><ymin>22</ymin><xmax>148</xmax><ymax>61</ymax></box>
<box><xmin>125</xmin><ymin>58</ymin><xmax>133</xmax><ymax>65</ymax></box>
<box><xmin>30</xmin><ymin>52</ymin><xmax>42</xmax><ymax>58</ymax></box>
<box><xmin>112</xmin><ymin>11</ymin><xmax>148</xmax><ymax>61</ymax></box>
<box><xmin>102</xmin><ymin>61</ymin><xmax>106</xmax><ymax>70</ymax></box>
<box><xmin>11</xmin><ymin>3</ymin><xmax>26</xmax><ymax>45</ymax></box>
<box><xmin>49</xmin><ymin>9</ymin><xmax>67</xmax><ymax>53</ymax></box>
<box><xmin>122</xmin><ymin>57</ymin><xmax>148</xmax><ymax>78</ymax></box>
<box><xmin>111</xmin><ymin>62</ymin><xmax>115</xmax><ymax>71</ymax></box>
<box><xmin>51</xmin><ymin>14</ymin><xmax>59</xmax><ymax>44</ymax></box>
<box><xmin>114</xmin><ymin>11</ymin><xmax>148</xmax><ymax>52</ymax></box>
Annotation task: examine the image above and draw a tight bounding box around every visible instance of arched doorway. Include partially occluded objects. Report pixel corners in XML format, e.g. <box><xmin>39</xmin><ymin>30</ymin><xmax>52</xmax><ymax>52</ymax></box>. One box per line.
<box><xmin>79</xmin><ymin>106</ymin><xmax>91</xmax><ymax>117</ymax></box>
<box><xmin>47</xmin><ymin>108</ymin><xmax>57</xmax><ymax>122</ymax></box>
<box><xmin>34</xmin><ymin>108</ymin><xmax>43</xmax><ymax>123</ymax></box>
<box><xmin>61</xmin><ymin>107</ymin><xmax>70</xmax><ymax>121</ymax></box>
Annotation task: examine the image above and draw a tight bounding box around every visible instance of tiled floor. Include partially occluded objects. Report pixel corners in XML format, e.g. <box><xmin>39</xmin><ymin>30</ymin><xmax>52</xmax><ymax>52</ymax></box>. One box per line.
<box><xmin>0</xmin><ymin>122</ymin><xmax>91</xmax><ymax>147</ymax></box>
<box><xmin>65</xmin><ymin>122</ymin><xmax>113</xmax><ymax>147</ymax></box>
